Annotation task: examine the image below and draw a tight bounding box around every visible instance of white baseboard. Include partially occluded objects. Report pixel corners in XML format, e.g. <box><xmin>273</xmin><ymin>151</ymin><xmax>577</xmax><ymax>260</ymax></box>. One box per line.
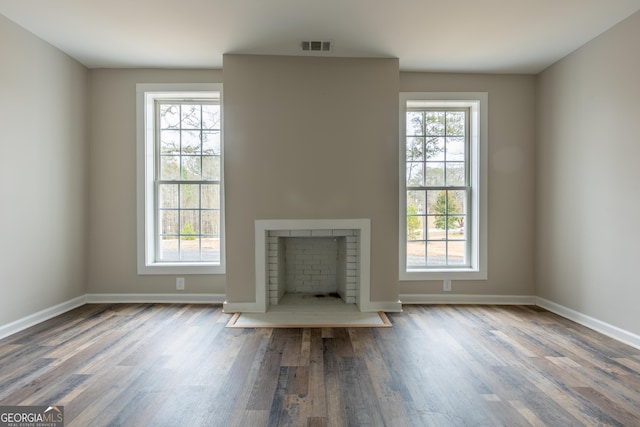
<box><xmin>222</xmin><ymin>301</ymin><xmax>264</xmax><ymax>313</ymax></box>
<box><xmin>222</xmin><ymin>299</ymin><xmax>404</xmax><ymax>313</ymax></box>
<box><xmin>0</xmin><ymin>293</ymin><xmax>225</xmax><ymax>340</ymax></box>
<box><xmin>0</xmin><ymin>295</ymin><xmax>87</xmax><ymax>341</ymax></box>
<box><xmin>400</xmin><ymin>294</ymin><xmax>537</xmax><ymax>305</ymax></box>
<box><xmin>86</xmin><ymin>293</ymin><xmax>226</xmax><ymax>304</ymax></box>
<box><xmin>3</xmin><ymin>293</ymin><xmax>638</xmax><ymax>351</ymax></box>
<box><xmin>401</xmin><ymin>294</ymin><xmax>640</xmax><ymax>350</ymax></box>
<box><xmin>535</xmin><ymin>297</ymin><xmax>640</xmax><ymax>350</ymax></box>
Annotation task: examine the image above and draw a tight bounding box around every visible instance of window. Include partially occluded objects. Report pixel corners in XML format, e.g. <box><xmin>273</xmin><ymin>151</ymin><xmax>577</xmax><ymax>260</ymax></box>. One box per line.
<box><xmin>406</xmin><ymin>108</ymin><xmax>469</xmax><ymax>266</ymax></box>
<box><xmin>137</xmin><ymin>84</ymin><xmax>224</xmax><ymax>274</ymax></box>
<box><xmin>399</xmin><ymin>93</ymin><xmax>487</xmax><ymax>280</ymax></box>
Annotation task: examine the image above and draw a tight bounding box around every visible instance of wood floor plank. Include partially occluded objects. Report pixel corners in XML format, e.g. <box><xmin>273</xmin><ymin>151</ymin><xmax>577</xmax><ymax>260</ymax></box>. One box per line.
<box><xmin>306</xmin><ymin>416</ymin><xmax>327</xmax><ymax>427</ymax></box>
<box><xmin>353</xmin><ymin>329</ymin><xmax>415</xmax><ymax>426</ymax></box>
<box><xmin>321</xmin><ymin>331</ymin><xmax>348</xmax><ymax>427</ymax></box>
<box><xmin>217</xmin><ymin>332</ymin><xmax>273</xmax><ymax>426</ymax></box>
<box><xmin>247</xmin><ymin>329</ymin><xmax>288</xmax><ymax>411</ymax></box>
<box><xmin>1</xmin><ymin>303</ymin><xmax>639</xmax><ymax>426</ymax></box>
<box><xmin>305</xmin><ymin>329</ymin><xmax>327</xmax><ymax>419</ymax></box>
<box><xmin>281</xmin><ymin>330</ymin><xmax>304</xmax><ymax>367</ymax></box>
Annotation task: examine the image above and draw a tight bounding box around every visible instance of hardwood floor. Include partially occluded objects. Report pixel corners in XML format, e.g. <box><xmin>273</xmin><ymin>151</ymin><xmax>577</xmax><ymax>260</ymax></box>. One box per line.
<box><xmin>1</xmin><ymin>304</ymin><xmax>639</xmax><ymax>426</ymax></box>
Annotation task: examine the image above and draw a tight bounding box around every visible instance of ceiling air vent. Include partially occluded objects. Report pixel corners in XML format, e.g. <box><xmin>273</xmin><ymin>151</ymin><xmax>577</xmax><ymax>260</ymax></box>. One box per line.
<box><xmin>301</xmin><ymin>40</ymin><xmax>332</xmax><ymax>52</ymax></box>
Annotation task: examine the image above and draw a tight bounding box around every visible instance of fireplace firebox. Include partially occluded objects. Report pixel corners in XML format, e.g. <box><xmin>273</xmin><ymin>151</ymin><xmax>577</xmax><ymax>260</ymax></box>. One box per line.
<box><xmin>254</xmin><ymin>219</ymin><xmax>373</xmax><ymax>312</ymax></box>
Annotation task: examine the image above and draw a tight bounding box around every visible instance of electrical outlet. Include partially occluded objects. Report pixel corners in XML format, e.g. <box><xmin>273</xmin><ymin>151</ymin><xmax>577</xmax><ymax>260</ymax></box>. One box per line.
<box><xmin>176</xmin><ymin>277</ymin><xmax>185</xmax><ymax>290</ymax></box>
<box><xmin>443</xmin><ymin>279</ymin><xmax>452</xmax><ymax>292</ymax></box>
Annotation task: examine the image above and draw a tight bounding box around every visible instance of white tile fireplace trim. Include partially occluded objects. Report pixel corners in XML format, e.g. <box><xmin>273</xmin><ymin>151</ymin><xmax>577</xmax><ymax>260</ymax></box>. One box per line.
<box><xmin>254</xmin><ymin>219</ymin><xmax>372</xmax><ymax>313</ymax></box>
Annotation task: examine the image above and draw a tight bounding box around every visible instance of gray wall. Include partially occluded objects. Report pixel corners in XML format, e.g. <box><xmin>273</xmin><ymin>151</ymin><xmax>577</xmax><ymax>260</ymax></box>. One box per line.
<box><xmin>223</xmin><ymin>55</ymin><xmax>400</xmax><ymax>304</ymax></box>
<box><xmin>399</xmin><ymin>73</ymin><xmax>537</xmax><ymax>297</ymax></box>
<box><xmin>0</xmin><ymin>15</ymin><xmax>87</xmax><ymax>325</ymax></box>
<box><xmin>87</xmin><ymin>69</ymin><xmax>226</xmax><ymax>295</ymax></box>
<box><xmin>86</xmin><ymin>60</ymin><xmax>538</xmax><ymax>306</ymax></box>
<box><xmin>536</xmin><ymin>11</ymin><xmax>640</xmax><ymax>335</ymax></box>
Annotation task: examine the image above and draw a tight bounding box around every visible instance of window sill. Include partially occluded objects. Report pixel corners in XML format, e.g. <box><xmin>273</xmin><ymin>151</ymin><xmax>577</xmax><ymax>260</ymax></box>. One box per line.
<box><xmin>138</xmin><ymin>262</ymin><xmax>225</xmax><ymax>275</ymax></box>
<box><xmin>400</xmin><ymin>269</ymin><xmax>486</xmax><ymax>281</ymax></box>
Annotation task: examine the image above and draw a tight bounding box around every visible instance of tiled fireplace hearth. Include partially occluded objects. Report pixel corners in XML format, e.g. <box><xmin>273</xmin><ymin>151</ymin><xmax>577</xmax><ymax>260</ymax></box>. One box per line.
<box><xmin>253</xmin><ymin>219</ymin><xmax>374</xmax><ymax>312</ymax></box>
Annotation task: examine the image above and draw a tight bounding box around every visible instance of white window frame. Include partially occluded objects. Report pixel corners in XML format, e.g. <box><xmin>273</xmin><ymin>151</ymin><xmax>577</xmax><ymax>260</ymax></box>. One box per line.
<box><xmin>136</xmin><ymin>83</ymin><xmax>225</xmax><ymax>275</ymax></box>
<box><xmin>399</xmin><ymin>92</ymin><xmax>487</xmax><ymax>280</ymax></box>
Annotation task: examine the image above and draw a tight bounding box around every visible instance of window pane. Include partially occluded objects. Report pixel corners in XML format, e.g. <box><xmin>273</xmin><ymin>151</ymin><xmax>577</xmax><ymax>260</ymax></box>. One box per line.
<box><xmin>448</xmin><ymin>217</ymin><xmax>466</xmax><ymax>240</ymax></box>
<box><xmin>181</xmin><ymin>104</ymin><xmax>201</xmax><ymax>129</ymax></box>
<box><xmin>407</xmin><ymin>190</ymin><xmax>425</xmax><ymax>214</ymax></box>
<box><xmin>407</xmin><ymin>241</ymin><xmax>426</xmax><ymax>267</ymax></box>
<box><xmin>449</xmin><ymin>190</ymin><xmax>467</xmax><ymax>215</ymax></box>
<box><xmin>446</xmin><ymin>137</ymin><xmax>465</xmax><ymax>161</ymax></box>
<box><xmin>406</xmin><ymin>162</ymin><xmax>424</xmax><ymax>187</ymax></box>
<box><xmin>160</xmin><ymin>104</ymin><xmax>180</xmax><ymax>129</ymax></box>
<box><xmin>426</xmin><ymin>162</ymin><xmax>444</xmax><ymax>185</ymax></box>
<box><xmin>182</xmin><ymin>131</ymin><xmax>201</xmax><ymax>155</ymax></box>
<box><xmin>427</xmin><ymin>218</ymin><xmax>446</xmax><ymax>240</ymax></box>
<box><xmin>160</xmin><ymin>130</ymin><xmax>180</xmax><ymax>154</ymax></box>
<box><xmin>406</xmin><ymin>137</ymin><xmax>423</xmax><ymax>161</ymax></box>
<box><xmin>427</xmin><ymin>190</ymin><xmax>452</xmax><ymax>237</ymax></box>
<box><xmin>181</xmin><ymin>156</ymin><xmax>201</xmax><ymax>180</ymax></box>
<box><xmin>446</xmin><ymin>111</ymin><xmax>465</xmax><ymax>136</ymax></box>
<box><xmin>159</xmin><ymin>184</ymin><xmax>178</xmax><ymax>208</ymax></box>
<box><xmin>159</xmin><ymin>237</ymin><xmax>179</xmax><ymax>261</ymax></box>
<box><xmin>202</xmin><ymin>105</ymin><xmax>220</xmax><ymax>130</ymax></box>
<box><xmin>202</xmin><ymin>131</ymin><xmax>221</xmax><ymax>155</ymax></box>
<box><xmin>446</xmin><ymin>162</ymin><xmax>465</xmax><ymax>186</ymax></box>
<box><xmin>180</xmin><ymin>184</ymin><xmax>200</xmax><ymax>208</ymax></box>
<box><xmin>448</xmin><ymin>241</ymin><xmax>466</xmax><ymax>265</ymax></box>
<box><xmin>426</xmin><ymin>242</ymin><xmax>446</xmax><ymax>266</ymax></box>
<box><xmin>426</xmin><ymin>112</ymin><xmax>445</xmax><ymax>135</ymax></box>
<box><xmin>202</xmin><ymin>210</ymin><xmax>220</xmax><ymax>235</ymax></box>
<box><xmin>202</xmin><ymin>156</ymin><xmax>220</xmax><ymax>181</ymax></box>
<box><xmin>425</xmin><ymin>190</ymin><xmax>440</xmax><ymax>215</ymax></box>
<box><xmin>406</xmin><ymin>112</ymin><xmax>423</xmax><ymax>136</ymax></box>
<box><xmin>425</xmin><ymin>137</ymin><xmax>444</xmax><ymax>160</ymax></box>
<box><xmin>202</xmin><ymin>237</ymin><xmax>220</xmax><ymax>261</ymax></box>
<box><xmin>201</xmin><ymin>184</ymin><xmax>220</xmax><ymax>209</ymax></box>
<box><xmin>160</xmin><ymin>210</ymin><xmax>179</xmax><ymax>235</ymax></box>
<box><xmin>160</xmin><ymin>156</ymin><xmax>180</xmax><ymax>180</ymax></box>
<box><xmin>180</xmin><ymin>237</ymin><xmax>201</xmax><ymax>261</ymax></box>
<box><xmin>407</xmin><ymin>214</ymin><xmax>425</xmax><ymax>240</ymax></box>
<box><xmin>180</xmin><ymin>210</ymin><xmax>200</xmax><ymax>235</ymax></box>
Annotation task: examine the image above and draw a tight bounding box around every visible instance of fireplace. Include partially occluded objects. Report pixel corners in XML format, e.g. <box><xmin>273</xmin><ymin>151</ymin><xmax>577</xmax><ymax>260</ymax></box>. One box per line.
<box><xmin>268</xmin><ymin>230</ymin><xmax>358</xmax><ymax>305</ymax></box>
<box><xmin>254</xmin><ymin>219</ymin><xmax>373</xmax><ymax>312</ymax></box>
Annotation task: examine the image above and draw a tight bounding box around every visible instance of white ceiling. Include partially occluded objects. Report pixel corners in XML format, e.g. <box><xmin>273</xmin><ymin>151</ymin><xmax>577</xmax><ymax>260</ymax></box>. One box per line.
<box><xmin>1</xmin><ymin>0</ymin><xmax>639</xmax><ymax>73</ymax></box>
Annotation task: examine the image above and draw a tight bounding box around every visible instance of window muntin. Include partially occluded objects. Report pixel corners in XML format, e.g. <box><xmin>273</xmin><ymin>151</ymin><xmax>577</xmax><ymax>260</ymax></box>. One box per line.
<box><xmin>155</xmin><ymin>101</ymin><xmax>221</xmax><ymax>263</ymax></box>
<box><xmin>406</xmin><ymin>108</ymin><xmax>470</xmax><ymax>268</ymax></box>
